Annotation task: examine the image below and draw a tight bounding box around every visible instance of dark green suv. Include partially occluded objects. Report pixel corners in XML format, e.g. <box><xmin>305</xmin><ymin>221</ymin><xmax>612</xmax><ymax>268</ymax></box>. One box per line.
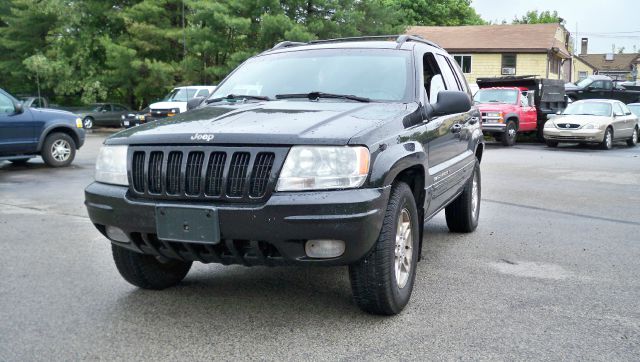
<box><xmin>85</xmin><ymin>35</ymin><xmax>484</xmax><ymax>315</ymax></box>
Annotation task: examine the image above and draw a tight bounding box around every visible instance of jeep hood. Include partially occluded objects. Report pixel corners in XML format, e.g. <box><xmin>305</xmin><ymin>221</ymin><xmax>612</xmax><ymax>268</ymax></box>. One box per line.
<box><xmin>106</xmin><ymin>101</ymin><xmax>411</xmax><ymax>146</ymax></box>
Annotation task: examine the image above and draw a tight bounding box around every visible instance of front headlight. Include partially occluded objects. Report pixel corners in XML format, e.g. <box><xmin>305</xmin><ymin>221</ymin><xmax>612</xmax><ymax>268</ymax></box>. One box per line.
<box><xmin>136</xmin><ymin>115</ymin><xmax>146</xmax><ymax>121</ymax></box>
<box><xmin>486</xmin><ymin>112</ymin><xmax>502</xmax><ymax>118</ymax></box>
<box><xmin>544</xmin><ymin>121</ymin><xmax>556</xmax><ymax>128</ymax></box>
<box><xmin>276</xmin><ymin>146</ymin><xmax>370</xmax><ymax>191</ymax></box>
<box><xmin>582</xmin><ymin>123</ymin><xmax>597</xmax><ymax>130</ymax></box>
<box><xmin>95</xmin><ymin>145</ymin><xmax>128</xmax><ymax>186</ymax></box>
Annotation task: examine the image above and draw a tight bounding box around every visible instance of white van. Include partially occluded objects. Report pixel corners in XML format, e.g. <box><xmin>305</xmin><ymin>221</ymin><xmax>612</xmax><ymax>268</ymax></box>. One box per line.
<box><xmin>149</xmin><ymin>85</ymin><xmax>216</xmax><ymax>118</ymax></box>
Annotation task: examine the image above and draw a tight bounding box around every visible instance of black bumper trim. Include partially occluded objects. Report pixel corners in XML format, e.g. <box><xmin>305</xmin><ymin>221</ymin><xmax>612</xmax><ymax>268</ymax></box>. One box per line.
<box><xmin>85</xmin><ymin>182</ymin><xmax>390</xmax><ymax>266</ymax></box>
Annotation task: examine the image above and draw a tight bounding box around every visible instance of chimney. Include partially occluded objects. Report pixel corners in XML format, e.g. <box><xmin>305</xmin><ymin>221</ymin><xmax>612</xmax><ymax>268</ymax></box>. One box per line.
<box><xmin>580</xmin><ymin>38</ymin><xmax>588</xmax><ymax>55</ymax></box>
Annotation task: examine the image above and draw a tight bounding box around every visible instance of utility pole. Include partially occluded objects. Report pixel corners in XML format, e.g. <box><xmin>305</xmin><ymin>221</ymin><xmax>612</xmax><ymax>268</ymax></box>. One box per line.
<box><xmin>182</xmin><ymin>0</ymin><xmax>186</xmax><ymax>60</ymax></box>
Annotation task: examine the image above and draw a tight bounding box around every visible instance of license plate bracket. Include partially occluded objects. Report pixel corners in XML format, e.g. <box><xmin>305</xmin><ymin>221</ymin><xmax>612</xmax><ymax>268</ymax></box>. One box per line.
<box><xmin>155</xmin><ymin>206</ymin><xmax>220</xmax><ymax>244</ymax></box>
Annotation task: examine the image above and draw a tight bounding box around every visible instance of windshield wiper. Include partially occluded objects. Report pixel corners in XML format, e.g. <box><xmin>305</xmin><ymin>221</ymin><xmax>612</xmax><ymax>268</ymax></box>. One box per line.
<box><xmin>205</xmin><ymin>94</ymin><xmax>271</xmax><ymax>104</ymax></box>
<box><xmin>275</xmin><ymin>91</ymin><xmax>370</xmax><ymax>103</ymax></box>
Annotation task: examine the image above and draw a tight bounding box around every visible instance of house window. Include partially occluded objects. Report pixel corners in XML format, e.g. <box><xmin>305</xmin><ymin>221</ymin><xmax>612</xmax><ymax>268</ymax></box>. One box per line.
<box><xmin>453</xmin><ymin>55</ymin><xmax>472</xmax><ymax>73</ymax></box>
<box><xmin>501</xmin><ymin>54</ymin><xmax>517</xmax><ymax>75</ymax></box>
<box><xmin>550</xmin><ymin>56</ymin><xmax>561</xmax><ymax>74</ymax></box>
<box><xmin>578</xmin><ymin>71</ymin><xmax>588</xmax><ymax>80</ymax></box>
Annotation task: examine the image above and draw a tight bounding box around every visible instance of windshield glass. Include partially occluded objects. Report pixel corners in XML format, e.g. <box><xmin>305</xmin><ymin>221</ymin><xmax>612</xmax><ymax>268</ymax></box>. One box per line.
<box><xmin>628</xmin><ymin>105</ymin><xmax>640</xmax><ymax>117</ymax></box>
<box><xmin>473</xmin><ymin>89</ymin><xmax>518</xmax><ymax>104</ymax></box>
<box><xmin>162</xmin><ymin>88</ymin><xmax>199</xmax><ymax>102</ymax></box>
<box><xmin>211</xmin><ymin>49</ymin><xmax>413</xmax><ymax>102</ymax></box>
<box><xmin>576</xmin><ymin>78</ymin><xmax>593</xmax><ymax>88</ymax></box>
<box><xmin>563</xmin><ymin>102</ymin><xmax>612</xmax><ymax>116</ymax></box>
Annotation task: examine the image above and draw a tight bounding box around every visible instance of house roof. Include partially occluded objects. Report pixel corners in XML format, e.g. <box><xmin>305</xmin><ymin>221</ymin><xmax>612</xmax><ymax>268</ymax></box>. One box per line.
<box><xmin>406</xmin><ymin>23</ymin><xmax>571</xmax><ymax>58</ymax></box>
<box><xmin>577</xmin><ymin>53</ymin><xmax>640</xmax><ymax>72</ymax></box>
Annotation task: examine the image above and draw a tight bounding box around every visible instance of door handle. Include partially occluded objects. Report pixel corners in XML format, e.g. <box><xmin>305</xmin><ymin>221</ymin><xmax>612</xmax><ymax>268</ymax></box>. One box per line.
<box><xmin>451</xmin><ymin>123</ymin><xmax>463</xmax><ymax>133</ymax></box>
<box><xmin>468</xmin><ymin>116</ymin><xmax>479</xmax><ymax>125</ymax></box>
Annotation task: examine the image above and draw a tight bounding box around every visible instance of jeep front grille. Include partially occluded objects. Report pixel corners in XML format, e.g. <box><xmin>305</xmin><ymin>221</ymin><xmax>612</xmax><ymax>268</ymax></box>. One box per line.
<box><xmin>128</xmin><ymin>146</ymin><xmax>287</xmax><ymax>202</ymax></box>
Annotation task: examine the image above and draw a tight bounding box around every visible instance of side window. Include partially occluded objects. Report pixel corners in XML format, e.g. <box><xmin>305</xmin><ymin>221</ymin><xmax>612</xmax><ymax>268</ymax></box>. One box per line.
<box><xmin>620</xmin><ymin>103</ymin><xmax>632</xmax><ymax>115</ymax></box>
<box><xmin>445</xmin><ymin>55</ymin><xmax>470</xmax><ymax>94</ymax></box>
<box><xmin>436</xmin><ymin>54</ymin><xmax>461</xmax><ymax>91</ymax></box>
<box><xmin>590</xmin><ymin>81</ymin><xmax>604</xmax><ymax>89</ymax></box>
<box><xmin>422</xmin><ymin>52</ymin><xmax>446</xmax><ymax>105</ymax></box>
<box><xmin>0</xmin><ymin>93</ymin><xmax>15</xmax><ymax>113</ymax></box>
<box><xmin>613</xmin><ymin>103</ymin><xmax>624</xmax><ymax>116</ymax></box>
<box><xmin>114</xmin><ymin>105</ymin><xmax>127</xmax><ymax>112</ymax></box>
<box><xmin>520</xmin><ymin>93</ymin><xmax>529</xmax><ymax>107</ymax></box>
<box><xmin>195</xmin><ymin>89</ymin><xmax>210</xmax><ymax>98</ymax></box>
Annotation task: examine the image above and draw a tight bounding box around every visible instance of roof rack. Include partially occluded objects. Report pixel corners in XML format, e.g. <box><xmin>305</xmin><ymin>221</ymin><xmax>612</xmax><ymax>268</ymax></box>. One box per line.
<box><xmin>268</xmin><ymin>34</ymin><xmax>442</xmax><ymax>52</ymax></box>
<box><xmin>395</xmin><ymin>35</ymin><xmax>442</xmax><ymax>50</ymax></box>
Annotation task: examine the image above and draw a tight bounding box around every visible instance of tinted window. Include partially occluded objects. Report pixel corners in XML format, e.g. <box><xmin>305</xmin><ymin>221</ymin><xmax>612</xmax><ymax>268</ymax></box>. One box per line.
<box><xmin>0</xmin><ymin>93</ymin><xmax>14</xmax><ymax>113</ymax></box>
<box><xmin>422</xmin><ymin>52</ymin><xmax>445</xmax><ymax>105</ymax></box>
<box><xmin>113</xmin><ymin>105</ymin><xmax>127</xmax><ymax>112</ymax></box>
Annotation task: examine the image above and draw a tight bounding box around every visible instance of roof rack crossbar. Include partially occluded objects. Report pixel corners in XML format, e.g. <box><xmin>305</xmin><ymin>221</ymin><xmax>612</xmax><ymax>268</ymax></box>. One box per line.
<box><xmin>307</xmin><ymin>35</ymin><xmax>399</xmax><ymax>45</ymax></box>
<box><xmin>396</xmin><ymin>35</ymin><xmax>442</xmax><ymax>50</ymax></box>
<box><xmin>270</xmin><ymin>41</ymin><xmax>307</xmax><ymax>51</ymax></box>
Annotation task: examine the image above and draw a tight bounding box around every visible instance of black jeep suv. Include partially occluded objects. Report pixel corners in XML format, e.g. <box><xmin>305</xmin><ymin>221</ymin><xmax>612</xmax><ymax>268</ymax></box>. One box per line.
<box><xmin>85</xmin><ymin>35</ymin><xmax>484</xmax><ymax>315</ymax></box>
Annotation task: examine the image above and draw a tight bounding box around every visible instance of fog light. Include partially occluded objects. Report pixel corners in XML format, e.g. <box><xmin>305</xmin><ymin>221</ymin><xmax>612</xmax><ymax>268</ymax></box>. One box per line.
<box><xmin>305</xmin><ymin>239</ymin><xmax>345</xmax><ymax>258</ymax></box>
<box><xmin>105</xmin><ymin>226</ymin><xmax>130</xmax><ymax>243</ymax></box>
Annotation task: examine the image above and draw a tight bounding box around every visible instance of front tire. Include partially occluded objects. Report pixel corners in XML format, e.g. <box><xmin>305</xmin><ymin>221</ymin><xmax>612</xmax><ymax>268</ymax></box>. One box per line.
<box><xmin>600</xmin><ymin>127</ymin><xmax>613</xmax><ymax>150</ymax></box>
<box><xmin>41</xmin><ymin>132</ymin><xmax>76</xmax><ymax>167</ymax></box>
<box><xmin>445</xmin><ymin>161</ymin><xmax>481</xmax><ymax>233</ymax></box>
<box><xmin>112</xmin><ymin>244</ymin><xmax>192</xmax><ymax>290</ymax></box>
<box><xmin>501</xmin><ymin>120</ymin><xmax>517</xmax><ymax>146</ymax></box>
<box><xmin>349</xmin><ymin>182</ymin><xmax>419</xmax><ymax>315</ymax></box>
<box><xmin>83</xmin><ymin>117</ymin><xmax>94</xmax><ymax>129</ymax></box>
<box><xmin>627</xmin><ymin>127</ymin><xmax>638</xmax><ymax>147</ymax></box>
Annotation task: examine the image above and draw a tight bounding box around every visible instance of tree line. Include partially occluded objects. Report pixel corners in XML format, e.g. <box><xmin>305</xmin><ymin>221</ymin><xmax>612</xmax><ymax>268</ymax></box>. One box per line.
<box><xmin>0</xmin><ymin>0</ymin><xmax>489</xmax><ymax>109</ymax></box>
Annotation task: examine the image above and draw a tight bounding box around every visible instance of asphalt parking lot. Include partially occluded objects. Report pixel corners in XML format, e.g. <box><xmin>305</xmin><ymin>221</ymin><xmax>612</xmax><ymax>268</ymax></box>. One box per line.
<box><xmin>1</xmin><ymin>131</ymin><xmax>639</xmax><ymax>360</ymax></box>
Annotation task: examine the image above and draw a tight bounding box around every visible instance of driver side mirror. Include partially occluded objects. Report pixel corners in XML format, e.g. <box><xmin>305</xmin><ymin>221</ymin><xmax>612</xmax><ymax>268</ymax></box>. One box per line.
<box><xmin>14</xmin><ymin>102</ymin><xmax>24</xmax><ymax>114</ymax></box>
<box><xmin>430</xmin><ymin>91</ymin><xmax>472</xmax><ymax>117</ymax></box>
<box><xmin>187</xmin><ymin>96</ymin><xmax>205</xmax><ymax>111</ymax></box>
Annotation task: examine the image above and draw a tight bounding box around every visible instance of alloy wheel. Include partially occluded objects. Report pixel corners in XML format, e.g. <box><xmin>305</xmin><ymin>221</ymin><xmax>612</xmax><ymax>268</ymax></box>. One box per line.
<box><xmin>394</xmin><ymin>208</ymin><xmax>413</xmax><ymax>289</ymax></box>
<box><xmin>51</xmin><ymin>139</ymin><xmax>71</xmax><ymax>162</ymax></box>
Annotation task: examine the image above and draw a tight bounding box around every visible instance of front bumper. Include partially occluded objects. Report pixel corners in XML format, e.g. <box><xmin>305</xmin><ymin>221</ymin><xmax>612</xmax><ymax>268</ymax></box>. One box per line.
<box><xmin>543</xmin><ymin>127</ymin><xmax>605</xmax><ymax>142</ymax></box>
<box><xmin>85</xmin><ymin>182</ymin><xmax>390</xmax><ymax>266</ymax></box>
<box><xmin>481</xmin><ymin>122</ymin><xmax>505</xmax><ymax>134</ymax></box>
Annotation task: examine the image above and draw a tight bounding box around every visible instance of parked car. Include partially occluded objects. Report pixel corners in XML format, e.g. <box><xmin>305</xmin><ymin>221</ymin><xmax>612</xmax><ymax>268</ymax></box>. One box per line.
<box><xmin>475</xmin><ymin>76</ymin><xmax>567</xmax><ymax>145</ymax></box>
<box><xmin>149</xmin><ymin>86</ymin><xmax>216</xmax><ymax>120</ymax></box>
<box><xmin>121</xmin><ymin>107</ymin><xmax>151</xmax><ymax>129</ymax></box>
<box><xmin>543</xmin><ymin>99</ymin><xmax>638</xmax><ymax>149</ymax></box>
<box><xmin>19</xmin><ymin>96</ymin><xmax>51</xmax><ymax>108</ymax></box>
<box><xmin>85</xmin><ymin>35</ymin><xmax>484</xmax><ymax>315</ymax></box>
<box><xmin>77</xmin><ymin>103</ymin><xmax>131</xmax><ymax>129</ymax></box>
<box><xmin>565</xmin><ymin>75</ymin><xmax>640</xmax><ymax>104</ymax></box>
<box><xmin>627</xmin><ymin>103</ymin><xmax>640</xmax><ymax>118</ymax></box>
<box><xmin>0</xmin><ymin>88</ymin><xmax>85</xmax><ymax>167</ymax></box>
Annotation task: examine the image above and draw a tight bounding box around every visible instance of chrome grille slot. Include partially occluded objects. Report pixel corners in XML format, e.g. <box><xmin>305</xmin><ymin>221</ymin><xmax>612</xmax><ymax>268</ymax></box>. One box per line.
<box><xmin>166</xmin><ymin>151</ymin><xmax>183</xmax><ymax>195</ymax></box>
<box><xmin>185</xmin><ymin>152</ymin><xmax>205</xmax><ymax>196</ymax></box>
<box><xmin>205</xmin><ymin>152</ymin><xmax>226</xmax><ymax>196</ymax></box>
<box><xmin>227</xmin><ymin>152</ymin><xmax>250</xmax><ymax>197</ymax></box>
<box><xmin>132</xmin><ymin>152</ymin><xmax>145</xmax><ymax>193</ymax></box>
<box><xmin>250</xmin><ymin>153</ymin><xmax>275</xmax><ymax>197</ymax></box>
<box><xmin>148</xmin><ymin>151</ymin><xmax>163</xmax><ymax>194</ymax></box>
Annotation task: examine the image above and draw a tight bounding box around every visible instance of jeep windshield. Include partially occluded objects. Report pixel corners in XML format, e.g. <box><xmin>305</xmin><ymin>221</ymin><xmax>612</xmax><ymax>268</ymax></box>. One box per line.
<box><xmin>473</xmin><ymin>89</ymin><xmax>518</xmax><ymax>104</ymax></box>
<box><xmin>210</xmin><ymin>49</ymin><xmax>413</xmax><ymax>102</ymax></box>
<box><xmin>562</xmin><ymin>102</ymin><xmax>612</xmax><ymax>117</ymax></box>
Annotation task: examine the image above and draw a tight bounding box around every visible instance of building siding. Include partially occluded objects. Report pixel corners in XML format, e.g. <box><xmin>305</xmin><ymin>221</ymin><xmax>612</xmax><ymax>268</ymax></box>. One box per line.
<box><xmin>573</xmin><ymin>58</ymin><xmax>595</xmax><ymax>81</ymax></box>
<box><xmin>456</xmin><ymin>53</ymin><xmax>549</xmax><ymax>84</ymax></box>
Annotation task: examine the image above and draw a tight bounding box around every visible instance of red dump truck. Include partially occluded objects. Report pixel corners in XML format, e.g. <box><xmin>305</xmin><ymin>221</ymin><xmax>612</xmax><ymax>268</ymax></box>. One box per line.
<box><xmin>475</xmin><ymin>76</ymin><xmax>567</xmax><ymax>146</ymax></box>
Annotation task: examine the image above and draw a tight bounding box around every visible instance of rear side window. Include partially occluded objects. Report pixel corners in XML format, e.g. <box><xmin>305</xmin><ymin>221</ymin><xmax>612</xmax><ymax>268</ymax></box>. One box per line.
<box><xmin>613</xmin><ymin>102</ymin><xmax>624</xmax><ymax>116</ymax></box>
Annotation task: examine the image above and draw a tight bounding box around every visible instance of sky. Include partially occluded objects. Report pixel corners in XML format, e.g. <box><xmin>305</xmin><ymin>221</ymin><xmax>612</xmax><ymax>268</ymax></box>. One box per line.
<box><xmin>472</xmin><ymin>0</ymin><xmax>640</xmax><ymax>54</ymax></box>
